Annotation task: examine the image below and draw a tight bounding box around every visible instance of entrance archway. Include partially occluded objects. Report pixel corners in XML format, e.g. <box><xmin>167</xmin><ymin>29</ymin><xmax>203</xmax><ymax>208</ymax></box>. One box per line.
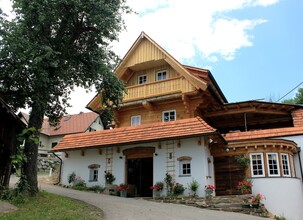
<box><xmin>123</xmin><ymin>147</ymin><xmax>155</xmax><ymax>197</ymax></box>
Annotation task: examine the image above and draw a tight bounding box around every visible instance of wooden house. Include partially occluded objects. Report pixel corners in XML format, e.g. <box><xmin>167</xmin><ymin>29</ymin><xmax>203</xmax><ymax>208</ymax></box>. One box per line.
<box><xmin>0</xmin><ymin>97</ymin><xmax>25</xmax><ymax>188</ymax></box>
<box><xmin>52</xmin><ymin>32</ymin><xmax>303</xmax><ymax>219</ymax></box>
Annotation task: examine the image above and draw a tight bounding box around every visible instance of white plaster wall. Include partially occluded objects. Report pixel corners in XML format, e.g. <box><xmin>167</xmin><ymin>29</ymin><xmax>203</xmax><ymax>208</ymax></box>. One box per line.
<box><xmin>86</xmin><ymin>117</ymin><xmax>104</xmax><ymax>131</ymax></box>
<box><xmin>60</xmin><ymin>136</ymin><xmax>214</xmax><ymax>197</ymax></box>
<box><xmin>252</xmin><ymin>178</ymin><xmax>303</xmax><ymax>220</ymax></box>
<box><xmin>61</xmin><ymin>149</ymin><xmax>107</xmax><ymax>187</ymax></box>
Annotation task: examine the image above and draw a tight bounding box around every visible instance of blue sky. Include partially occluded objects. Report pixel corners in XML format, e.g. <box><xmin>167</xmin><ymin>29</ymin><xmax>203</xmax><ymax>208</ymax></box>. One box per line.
<box><xmin>1</xmin><ymin>0</ymin><xmax>302</xmax><ymax>113</ymax></box>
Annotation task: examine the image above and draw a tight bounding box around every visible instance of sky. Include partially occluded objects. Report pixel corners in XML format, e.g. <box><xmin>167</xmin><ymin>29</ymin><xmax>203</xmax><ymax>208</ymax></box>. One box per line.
<box><xmin>1</xmin><ymin>0</ymin><xmax>302</xmax><ymax>114</ymax></box>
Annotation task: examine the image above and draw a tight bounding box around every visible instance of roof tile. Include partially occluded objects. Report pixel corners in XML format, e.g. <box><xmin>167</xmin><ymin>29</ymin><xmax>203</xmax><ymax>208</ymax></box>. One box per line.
<box><xmin>52</xmin><ymin>117</ymin><xmax>217</xmax><ymax>151</ymax></box>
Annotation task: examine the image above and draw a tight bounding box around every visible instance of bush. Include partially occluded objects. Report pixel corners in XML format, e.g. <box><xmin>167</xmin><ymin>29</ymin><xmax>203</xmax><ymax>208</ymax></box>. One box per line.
<box><xmin>188</xmin><ymin>179</ymin><xmax>200</xmax><ymax>197</ymax></box>
<box><xmin>173</xmin><ymin>183</ymin><xmax>185</xmax><ymax>196</ymax></box>
<box><xmin>105</xmin><ymin>172</ymin><xmax>116</xmax><ymax>184</ymax></box>
<box><xmin>88</xmin><ymin>185</ymin><xmax>105</xmax><ymax>193</ymax></box>
<box><xmin>67</xmin><ymin>172</ymin><xmax>76</xmax><ymax>184</ymax></box>
<box><xmin>0</xmin><ymin>187</ymin><xmax>27</xmax><ymax>205</ymax></box>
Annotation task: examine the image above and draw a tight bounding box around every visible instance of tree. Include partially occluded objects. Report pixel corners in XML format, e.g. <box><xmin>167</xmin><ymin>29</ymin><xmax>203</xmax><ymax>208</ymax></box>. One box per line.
<box><xmin>0</xmin><ymin>0</ymin><xmax>129</xmax><ymax>195</ymax></box>
<box><xmin>282</xmin><ymin>88</ymin><xmax>303</xmax><ymax>105</ymax></box>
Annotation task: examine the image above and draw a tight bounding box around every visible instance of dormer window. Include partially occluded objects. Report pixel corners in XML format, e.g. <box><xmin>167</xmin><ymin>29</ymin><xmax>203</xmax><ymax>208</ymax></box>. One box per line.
<box><xmin>156</xmin><ymin>70</ymin><xmax>167</xmax><ymax>81</ymax></box>
<box><xmin>138</xmin><ymin>75</ymin><xmax>147</xmax><ymax>84</ymax></box>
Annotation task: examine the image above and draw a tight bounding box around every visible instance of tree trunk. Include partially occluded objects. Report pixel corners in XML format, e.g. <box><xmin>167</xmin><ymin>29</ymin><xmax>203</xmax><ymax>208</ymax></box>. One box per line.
<box><xmin>22</xmin><ymin>102</ymin><xmax>45</xmax><ymax>195</ymax></box>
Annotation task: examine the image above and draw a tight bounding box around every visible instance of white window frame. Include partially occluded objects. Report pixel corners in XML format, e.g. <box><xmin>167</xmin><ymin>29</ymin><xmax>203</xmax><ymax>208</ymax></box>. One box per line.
<box><xmin>250</xmin><ymin>153</ymin><xmax>265</xmax><ymax>177</ymax></box>
<box><xmin>162</xmin><ymin>110</ymin><xmax>176</xmax><ymax>122</ymax></box>
<box><xmin>89</xmin><ymin>168</ymin><xmax>98</xmax><ymax>182</ymax></box>
<box><xmin>281</xmin><ymin>153</ymin><xmax>291</xmax><ymax>177</ymax></box>
<box><xmin>156</xmin><ymin>70</ymin><xmax>168</xmax><ymax>81</ymax></box>
<box><xmin>138</xmin><ymin>75</ymin><xmax>147</xmax><ymax>84</ymax></box>
<box><xmin>180</xmin><ymin>160</ymin><xmax>191</xmax><ymax>176</ymax></box>
<box><xmin>290</xmin><ymin>154</ymin><xmax>295</xmax><ymax>177</ymax></box>
<box><xmin>131</xmin><ymin>115</ymin><xmax>141</xmax><ymax>126</ymax></box>
<box><xmin>266</xmin><ymin>153</ymin><xmax>280</xmax><ymax>177</ymax></box>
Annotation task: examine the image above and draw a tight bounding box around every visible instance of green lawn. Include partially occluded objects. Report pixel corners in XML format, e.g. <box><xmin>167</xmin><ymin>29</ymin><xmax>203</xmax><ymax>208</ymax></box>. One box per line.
<box><xmin>0</xmin><ymin>191</ymin><xmax>103</xmax><ymax>220</ymax></box>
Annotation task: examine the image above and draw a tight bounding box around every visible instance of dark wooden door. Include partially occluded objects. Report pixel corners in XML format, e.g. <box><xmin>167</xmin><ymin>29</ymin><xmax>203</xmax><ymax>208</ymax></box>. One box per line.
<box><xmin>214</xmin><ymin>156</ymin><xmax>245</xmax><ymax>196</ymax></box>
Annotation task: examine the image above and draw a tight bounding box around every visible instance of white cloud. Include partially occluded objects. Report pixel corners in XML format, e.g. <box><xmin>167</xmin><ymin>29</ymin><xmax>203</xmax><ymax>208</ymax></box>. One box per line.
<box><xmin>114</xmin><ymin>0</ymin><xmax>279</xmax><ymax>63</ymax></box>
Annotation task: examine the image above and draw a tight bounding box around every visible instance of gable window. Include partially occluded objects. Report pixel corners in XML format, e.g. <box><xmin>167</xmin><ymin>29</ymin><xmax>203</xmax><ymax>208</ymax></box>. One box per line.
<box><xmin>266</xmin><ymin>153</ymin><xmax>280</xmax><ymax>177</ymax></box>
<box><xmin>162</xmin><ymin>110</ymin><xmax>176</xmax><ymax>122</ymax></box>
<box><xmin>281</xmin><ymin>153</ymin><xmax>290</xmax><ymax>177</ymax></box>
<box><xmin>131</xmin><ymin>115</ymin><xmax>141</xmax><ymax>126</ymax></box>
<box><xmin>250</xmin><ymin>153</ymin><xmax>265</xmax><ymax>177</ymax></box>
<box><xmin>51</xmin><ymin>142</ymin><xmax>58</xmax><ymax>148</ymax></box>
<box><xmin>138</xmin><ymin>75</ymin><xmax>147</xmax><ymax>84</ymax></box>
<box><xmin>156</xmin><ymin>70</ymin><xmax>167</xmax><ymax>81</ymax></box>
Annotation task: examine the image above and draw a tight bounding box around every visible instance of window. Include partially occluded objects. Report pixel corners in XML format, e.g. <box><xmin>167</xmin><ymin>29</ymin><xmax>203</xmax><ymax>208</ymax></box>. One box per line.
<box><xmin>281</xmin><ymin>153</ymin><xmax>290</xmax><ymax>177</ymax></box>
<box><xmin>131</xmin><ymin>115</ymin><xmax>141</xmax><ymax>126</ymax></box>
<box><xmin>51</xmin><ymin>142</ymin><xmax>58</xmax><ymax>148</ymax></box>
<box><xmin>156</xmin><ymin>71</ymin><xmax>167</xmax><ymax>81</ymax></box>
<box><xmin>88</xmin><ymin>127</ymin><xmax>96</xmax><ymax>132</ymax></box>
<box><xmin>138</xmin><ymin>75</ymin><xmax>147</xmax><ymax>84</ymax></box>
<box><xmin>250</xmin><ymin>153</ymin><xmax>265</xmax><ymax>177</ymax></box>
<box><xmin>89</xmin><ymin>168</ymin><xmax>98</xmax><ymax>182</ymax></box>
<box><xmin>162</xmin><ymin>110</ymin><xmax>176</xmax><ymax>122</ymax></box>
<box><xmin>266</xmin><ymin>153</ymin><xmax>280</xmax><ymax>176</ymax></box>
<box><xmin>180</xmin><ymin>160</ymin><xmax>191</xmax><ymax>176</ymax></box>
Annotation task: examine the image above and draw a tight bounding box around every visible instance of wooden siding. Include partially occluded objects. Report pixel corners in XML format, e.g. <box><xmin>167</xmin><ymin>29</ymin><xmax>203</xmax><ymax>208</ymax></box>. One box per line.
<box><xmin>117</xmin><ymin>100</ymin><xmax>191</xmax><ymax>127</ymax></box>
<box><xmin>124</xmin><ymin>38</ymin><xmax>166</xmax><ymax>68</ymax></box>
<box><xmin>123</xmin><ymin>77</ymin><xmax>196</xmax><ymax>102</ymax></box>
<box><xmin>127</xmin><ymin>65</ymin><xmax>179</xmax><ymax>86</ymax></box>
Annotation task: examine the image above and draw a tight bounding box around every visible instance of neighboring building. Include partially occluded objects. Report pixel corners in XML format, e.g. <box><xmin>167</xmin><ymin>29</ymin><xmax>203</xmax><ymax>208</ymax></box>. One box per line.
<box><xmin>19</xmin><ymin>112</ymin><xmax>104</xmax><ymax>156</ymax></box>
<box><xmin>52</xmin><ymin>32</ymin><xmax>303</xmax><ymax>220</ymax></box>
<box><xmin>0</xmin><ymin>97</ymin><xmax>26</xmax><ymax>188</ymax></box>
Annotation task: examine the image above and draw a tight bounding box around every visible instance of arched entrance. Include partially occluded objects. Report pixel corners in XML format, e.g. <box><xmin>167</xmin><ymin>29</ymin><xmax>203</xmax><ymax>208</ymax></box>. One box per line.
<box><xmin>123</xmin><ymin>147</ymin><xmax>155</xmax><ymax>197</ymax></box>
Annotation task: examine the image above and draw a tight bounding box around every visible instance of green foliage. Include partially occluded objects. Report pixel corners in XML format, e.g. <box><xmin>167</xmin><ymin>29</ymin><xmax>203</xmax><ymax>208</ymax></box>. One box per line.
<box><xmin>0</xmin><ymin>187</ymin><xmax>27</xmax><ymax>205</ymax></box>
<box><xmin>235</xmin><ymin>155</ymin><xmax>250</xmax><ymax>168</ymax></box>
<box><xmin>0</xmin><ymin>0</ymin><xmax>131</xmax><ymax>195</ymax></box>
<box><xmin>282</xmin><ymin>87</ymin><xmax>303</xmax><ymax>105</ymax></box>
<box><xmin>275</xmin><ymin>215</ymin><xmax>287</xmax><ymax>220</ymax></box>
<box><xmin>0</xmin><ymin>191</ymin><xmax>103</xmax><ymax>219</ymax></box>
<box><xmin>188</xmin><ymin>179</ymin><xmax>200</xmax><ymax>197</ymax></box>
<box><xmin>164</xmin><ymin>173</ymin><xmax>174</xmax><ymax>195</ymax></box>
<box><xmin>88</xmin><ymin>185</ymin><xmax>105</xmax><ymax>193</ymax></box>
<box><xmin>105</xmin><ymin>171</ymin><xmax>116</xmax><ymax>184</ymax></box>
<box><xmin>172</xmin><ymin>183</ymin><xmax>185</xmax><ymax>196</ymax></box>
<box><xmin>67</xmin><ymin>172</ymin><xmax>76</xmax><ymax>184</ymax></box>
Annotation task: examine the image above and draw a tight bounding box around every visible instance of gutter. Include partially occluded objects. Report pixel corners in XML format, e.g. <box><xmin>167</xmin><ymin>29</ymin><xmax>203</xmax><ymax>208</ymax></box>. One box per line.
<box><xmin>51</xmin><ymin>152</ymin><xmax>62</xmax><ymax>185</ymax></box>
<box><xmin>297</xmin><ymin>147</ymin><xmax>303</xmax><ymax>182</ymax></box>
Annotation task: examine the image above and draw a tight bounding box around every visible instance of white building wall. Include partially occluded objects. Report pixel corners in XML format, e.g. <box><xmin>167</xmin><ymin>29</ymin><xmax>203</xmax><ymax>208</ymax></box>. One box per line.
<box><xmin>252</xmin><ymin>178</ymin><xmax>303</xmax><ymax>220</ymax></box>
<box><xmin>60</xmin><ymin>136</ymin><xmax>214</xmax><ymax>197</ymax></box>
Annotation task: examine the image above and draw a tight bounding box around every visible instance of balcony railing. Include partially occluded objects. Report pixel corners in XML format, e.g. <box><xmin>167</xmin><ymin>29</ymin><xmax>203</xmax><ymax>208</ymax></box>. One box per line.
<box><xmin>123</xmin><ymin>77</ymin><xmax>195</xmax><ymax>102</ymax></box>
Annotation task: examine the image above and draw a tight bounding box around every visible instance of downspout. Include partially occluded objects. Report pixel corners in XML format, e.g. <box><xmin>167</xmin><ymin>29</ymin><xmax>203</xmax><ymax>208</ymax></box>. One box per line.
<box><xmin>297</xmin><ymin>147</ymin><xmax>303</xmax><ymax>182</ymax></box>
<box><xmin>51</xmin><ymin>152</ymin><xmax>62</xmax><ymax>185</ymax></box>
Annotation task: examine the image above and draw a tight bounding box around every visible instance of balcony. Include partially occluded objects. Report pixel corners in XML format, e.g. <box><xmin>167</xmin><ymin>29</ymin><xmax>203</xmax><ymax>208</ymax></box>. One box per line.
<box><xmin>123</xmin><ymin>77</ymin><xmax>196</xmax><ymax>102</ymax></box>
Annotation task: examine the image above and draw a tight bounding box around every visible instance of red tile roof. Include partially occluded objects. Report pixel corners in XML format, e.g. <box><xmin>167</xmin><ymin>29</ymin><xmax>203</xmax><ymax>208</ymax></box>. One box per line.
<box><xmin>52</xmin><ymin>117</ymin><xmax>218</xmax><ymax>151</ymax></box>
<box><xmin>225</xmin><ymin>126</ymin><xmax>303</xmax><ymax>142</ymax></box>
<box><xmin>41</xmin><ymin>112</ymin><xmax>99</xmax><ymax>136</ymax></box>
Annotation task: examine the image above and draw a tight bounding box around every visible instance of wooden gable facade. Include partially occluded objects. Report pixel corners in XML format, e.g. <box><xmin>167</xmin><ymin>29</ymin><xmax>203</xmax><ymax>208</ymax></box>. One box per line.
<box><xmin>87</xmin><ymin>32</ymin><xmax>226</xmax><ymax>129</ymax></box>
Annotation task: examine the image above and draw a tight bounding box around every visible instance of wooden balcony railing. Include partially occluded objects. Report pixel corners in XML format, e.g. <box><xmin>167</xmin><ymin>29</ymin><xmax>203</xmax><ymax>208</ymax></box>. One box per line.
<box><xmin>123</xmin><ymin>77</ymin><xmax>196</xmax><ymax>102</ymax></box>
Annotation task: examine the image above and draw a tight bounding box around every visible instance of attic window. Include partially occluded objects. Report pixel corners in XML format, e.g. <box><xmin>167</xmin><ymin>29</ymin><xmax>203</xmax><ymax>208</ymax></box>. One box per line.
<box><xmin>156</xmin><ymin>70</ymin><xmax>167</xmax><ymax>81</ymax></box>
<box><xmin>138</xmin><ymin>75</ymin><xmax>147</xmax><ymax>84</ymax></box>
<box><xmin>63</xmin><ymin>115</ymin><xmax>71</xmax><ymax>121</ymax></box>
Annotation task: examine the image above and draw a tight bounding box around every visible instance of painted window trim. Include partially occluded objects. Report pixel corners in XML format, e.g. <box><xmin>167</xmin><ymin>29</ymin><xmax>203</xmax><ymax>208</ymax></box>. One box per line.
<box><xmin>250</xmin><ymin>153</ymin><xmax>265</xmax><ymax>177</ymax></box>
<box><xmin>131</xmin><ymin>115</ymin><xmax>141</xmax><ymax>126</ymax></box>
<box><xmin>281</xmin><ymin>153</ymin><xmax>291</xmax><ymax>177</ymax></box>
<box><xmin>266</xmin><ymin>152</ymin><xmax>280</xmax><ymax>177</ymax></box>
<box><xmin>138</xmin><ymin>75</ymin><xmax>147</xmax><ymax>84</ymax></box>
<box><xmin>179</xmin><ymin>159</ymin><xmax>191</xmax><ymax>176</ymax></box>
<box><xmin>156</xmin><ymin>70</ymin><xmax>168</xmax><ymax>81</ymax></box>
<box><xmin>89</xmin><ymin>168</ymin><xmax>99</xmax><ymax>182</ymax></box>
<box><xmin>162</xmin><ymin>110</ymin><xmax>176</xmax><ymax>122</ymax></box>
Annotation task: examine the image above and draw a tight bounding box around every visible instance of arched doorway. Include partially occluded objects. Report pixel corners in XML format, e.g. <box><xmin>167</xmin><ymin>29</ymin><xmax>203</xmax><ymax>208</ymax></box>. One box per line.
<box><xmin>123</xmin><ymin>147</ymin><xmax>155</xmax><ymax>197</ymax></box>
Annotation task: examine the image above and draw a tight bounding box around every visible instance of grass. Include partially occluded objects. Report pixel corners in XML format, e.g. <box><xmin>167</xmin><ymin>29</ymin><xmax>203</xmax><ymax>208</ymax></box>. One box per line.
<box><xmin>0</xmin><ymin>191</ymin><xmax>103</xmax><ymax>220</ymax></box>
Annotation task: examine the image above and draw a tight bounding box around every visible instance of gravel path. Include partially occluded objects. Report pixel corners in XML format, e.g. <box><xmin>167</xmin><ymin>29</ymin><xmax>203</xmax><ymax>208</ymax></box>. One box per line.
<box><xmin>37</xmin><ymin>182</ymin><xmax>266</xmax><ymax>220</ymax></box>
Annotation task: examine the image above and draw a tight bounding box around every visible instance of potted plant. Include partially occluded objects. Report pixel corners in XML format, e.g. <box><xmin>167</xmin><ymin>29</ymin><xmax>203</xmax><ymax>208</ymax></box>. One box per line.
<box><xmin>243</xmin><ymin>193</ymin><xmax>266</xmax><ymax>208</ymax></box>
<box><xmin>150</xmin><ymin>181</ymin><xmax>164</xmax><ymax>197</ymax></box>
<box><xmin>237</xmin><ymin>180</ymin><xmax>252</xmax><ymax>194</ymax></box>
<box><xmin>204</xmin><ymin>184</ymin><xmax>215</xmax><ymax>199</ymax></box>
<box><xmin>104</xmin><ymin>171</ymin><xmax>116</xmax><ymax>185</ymax></box>
<box><xmin>188</xmin><ymin>179</ymin><xmax>200</xmax><ymax>198</ymax></box>
<box><xmin>116</xmin><ymin>183</ymin><xmax>129</xmax><ymax>197</ymax></box>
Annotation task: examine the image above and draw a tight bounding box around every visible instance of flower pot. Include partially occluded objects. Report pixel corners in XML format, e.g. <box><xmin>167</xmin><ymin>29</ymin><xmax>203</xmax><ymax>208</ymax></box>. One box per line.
<box><xmin>241</xmin><ymin>189</ymin><xmax>251</xmax><ymax>194</ymax></box>
<box><xmin>153</xmin><ymin>190</ymin><xmax>161</xmax><ymax>198</ymax></box>
<box><xmin>120</xmin><ymin>190</ymin><xmax>127</xmax><ymax>198</ymax></box>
